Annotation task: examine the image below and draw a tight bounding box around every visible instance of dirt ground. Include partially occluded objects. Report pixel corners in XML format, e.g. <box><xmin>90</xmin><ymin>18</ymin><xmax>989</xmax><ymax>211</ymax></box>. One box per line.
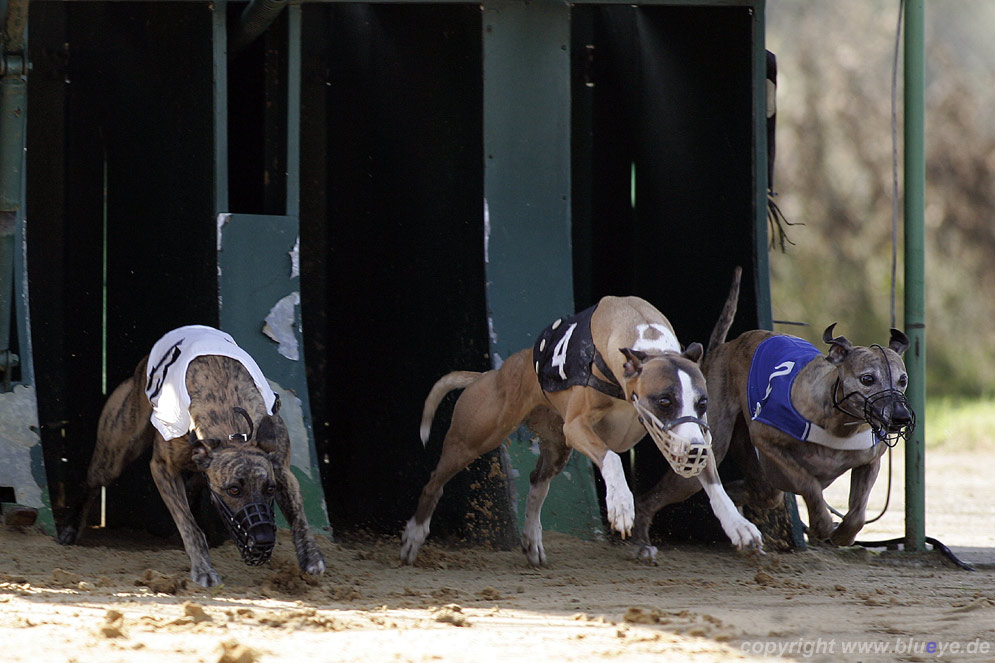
<box><xmin>1</xmin><ymin>449</ymin><xmax>992</xmax><ymax>663</ymax></box>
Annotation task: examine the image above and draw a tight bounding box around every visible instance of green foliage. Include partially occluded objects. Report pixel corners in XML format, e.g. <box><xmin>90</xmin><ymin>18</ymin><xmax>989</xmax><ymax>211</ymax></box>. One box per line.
<box><xmin>766</xmin><ymin>2</ymin><xmax>995</xmax><ymax>397</ymax></box>
<box><xmin>925</xmin><ymin>396</ymin><xmax>995</xmax><ymax>451</ymax></box>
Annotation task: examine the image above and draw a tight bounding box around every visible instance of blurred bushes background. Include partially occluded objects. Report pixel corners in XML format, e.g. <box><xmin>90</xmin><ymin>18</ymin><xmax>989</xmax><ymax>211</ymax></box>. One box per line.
<box><xmin>766</xmin><ymin>1</ymin><xmax>995</xmax><ymax>398</ymax></box>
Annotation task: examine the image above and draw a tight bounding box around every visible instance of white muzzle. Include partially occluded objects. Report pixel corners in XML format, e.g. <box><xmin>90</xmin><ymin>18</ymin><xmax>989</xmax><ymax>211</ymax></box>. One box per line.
<box><xmin>631</xmin><ymin>396</ymin><xmax>711</xmax><ymax>478</ymax></box>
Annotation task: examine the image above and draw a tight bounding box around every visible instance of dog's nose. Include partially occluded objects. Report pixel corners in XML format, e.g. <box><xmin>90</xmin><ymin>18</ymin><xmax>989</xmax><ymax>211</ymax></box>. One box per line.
<box><xmin>891</xmin><ymin>403</ymin><xmax>912</xmax><ymax>424</ymax></box>
<box><xmin>248</xmin><ymin>523</ymin><xmax>276</xmax><ymax>547</ymax></box>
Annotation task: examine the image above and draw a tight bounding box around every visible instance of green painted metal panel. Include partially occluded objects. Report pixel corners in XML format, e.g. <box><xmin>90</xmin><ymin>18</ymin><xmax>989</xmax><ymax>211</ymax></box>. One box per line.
<box><xmin>0</xmin><ymin>205</ymin><xmax>52</xmax><ymax>533</ymax></box>
<box><xmin>483</xmin><ymin>3</ymin><xmax>603</xmax><ymax>539</ymax></box>
<box><xmin>902</xmin><ymin>0</ymin><xmax>926</xmax><ymax>553</ymax></box>
<box><xmin>752</xmin><ymin>1</ymin><xmax>773</xmax><ymax>331</ymax></box>
<box><xmin>213</xmin><ymin>0</ymin><xmax>229</xmax><ymax>215</ymax></box>
<box><xmin>0</xmin><ymin>0</ymin><xmax>53</xmax><ymax>532</ymax></box>
<box><xmin>218</xmin><ymin>213</ymin><xmax>330</xmax><ymax>535</ymax></box>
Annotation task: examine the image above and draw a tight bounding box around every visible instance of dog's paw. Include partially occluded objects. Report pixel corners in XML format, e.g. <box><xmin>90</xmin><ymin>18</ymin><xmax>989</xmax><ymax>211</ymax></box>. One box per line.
<box><xmin>400</xmin><ymin>517</ymin><xmax>428</xmax><ymax>565</ymax></box>
<box><xmin>302</xmin><ymin>550</ymin><xmax>327</xmax><ymax>577</ymax></box>
<box><xmin>56</xmin><ymin>525</ymin><xmax>79</xmax><ymax>546</ymax></box>
<box><xmin>728</xmin><ymin>519</ymin><xmax>764</xmax><ymax>551</ymax></box>
<box><xmin>605</xmin><ymin>488</ymin><xmax>635</xmax><ymax>539</ymax></box>
<box><xmin>828</xmin><ymin>524</ymin><xmax>859</xmax><ymax>547</ymax></box>
<box><xmin>521</xmin><ymin>526</ymin><xmax>547</xmax><ymax>567</ymax></box>
<box><xmin>190</xmin><ymin>565</ymin><xmax>223</xmax><ymax>588</ymax></box>
<box><xmin>631</xmin><ymin>543</ymin><xmax>659</xmax><ymax>565</ymax></box>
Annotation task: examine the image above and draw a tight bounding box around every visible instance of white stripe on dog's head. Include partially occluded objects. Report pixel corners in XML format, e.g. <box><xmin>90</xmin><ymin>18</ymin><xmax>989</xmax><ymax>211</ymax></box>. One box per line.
<box><xmin>672</xmin><ymin>369</ymin><xmax>707</xmax><ymax>443</ymax></box>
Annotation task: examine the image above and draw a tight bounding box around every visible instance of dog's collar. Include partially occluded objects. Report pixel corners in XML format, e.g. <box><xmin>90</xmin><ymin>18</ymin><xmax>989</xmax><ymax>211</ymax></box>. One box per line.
<box><xmin>590</xmin><ymin>348</ymin><xmax>625</xmax><ymax>400</ymax></box>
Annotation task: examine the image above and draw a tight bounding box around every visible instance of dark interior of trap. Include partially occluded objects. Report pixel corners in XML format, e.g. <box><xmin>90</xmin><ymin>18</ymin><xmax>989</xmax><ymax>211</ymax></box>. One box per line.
<box><xmin>25</xmin><ymin>2</ymin><xmax>772</xmax><ymax>550</ymax></box>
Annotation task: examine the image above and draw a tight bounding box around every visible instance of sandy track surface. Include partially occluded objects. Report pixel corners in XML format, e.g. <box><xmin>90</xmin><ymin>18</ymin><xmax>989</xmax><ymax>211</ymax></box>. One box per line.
<box><xmin>2</xmin><ymin>463</ymin><xmax>993</xmax><ymax>663</ymax></box>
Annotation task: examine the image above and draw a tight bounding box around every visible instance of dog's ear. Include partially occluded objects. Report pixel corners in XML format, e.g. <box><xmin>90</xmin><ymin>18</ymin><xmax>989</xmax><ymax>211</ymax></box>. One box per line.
<box><xmin>888</xmin><ymin>328</ymin><xmax>910</xmax><ymax>355</ymax></box>
<box><xmin>254</xmin><ymin>413</ymin><xmax>288</xmax><ymax>454</ymax></box>
<box><xmin>189</xmin><ymin>431</ymin><xmax>216</xmax><ymax>470</ymax></box>
<box><xmin>822</xmin><ymin>323</ymin><xmax>852</xmax><ymax>366</ymax></box>
<box><xmin>620</xmin><ymin>348</ymin><xmax>648</xmax><ymax>379</ymax></box>
<box><xmin>682</xmin><ymin>342</ymin><xmax>704</xmax><ymax>364</ymax></box>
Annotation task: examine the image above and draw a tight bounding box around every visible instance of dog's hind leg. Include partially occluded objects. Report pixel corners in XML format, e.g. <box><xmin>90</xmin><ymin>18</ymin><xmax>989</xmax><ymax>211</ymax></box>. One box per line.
<box><xmin>520</xmin><ymin>407</ymin><xmax>572</xmax><ymax>567</ymax></box>
<box><xmin>400</xmin><ymin>421</ymin><xmax>516</xmax><ymax>564</ymax></box>
<box><xmin>401</xmin><ymin>351</ymin><xmax>542</xmax><ymax>564</ymax></box>
<box><xmin>58</xmin><ymin>371</ymin><xmax>154</xmax><ymax>545</ymax></box>
<box><xmin>631</xmin><ymin>472</ymin><xmax>705</xmax><ymax>563</ymax></box>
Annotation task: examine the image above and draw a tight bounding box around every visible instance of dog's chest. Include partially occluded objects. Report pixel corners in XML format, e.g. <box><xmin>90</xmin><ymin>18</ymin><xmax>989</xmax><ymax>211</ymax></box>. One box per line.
<box><xmin>783</xmin><ymin>442</ymin><xmax>884</xmax><ymax>486</ymax></box>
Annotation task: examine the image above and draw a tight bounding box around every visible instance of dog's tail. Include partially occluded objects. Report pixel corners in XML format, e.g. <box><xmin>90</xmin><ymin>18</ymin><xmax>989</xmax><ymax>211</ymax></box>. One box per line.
<box><xmin>420</xmin><ymin>371</ymin><xmax>483</xmax><ymax>445</ymax></box>
<box><xmin>706</xmin><ymin>265</ymin><xmax>742</xmax><ymax>357</ymax></box>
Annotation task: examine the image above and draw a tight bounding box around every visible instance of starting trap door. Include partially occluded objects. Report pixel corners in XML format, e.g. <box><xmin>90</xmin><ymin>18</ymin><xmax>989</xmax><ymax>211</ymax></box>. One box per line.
<box><xmin>218</xmin><ymin>213</ymin><xmax>330</xmax><ymax>535</ymax></box>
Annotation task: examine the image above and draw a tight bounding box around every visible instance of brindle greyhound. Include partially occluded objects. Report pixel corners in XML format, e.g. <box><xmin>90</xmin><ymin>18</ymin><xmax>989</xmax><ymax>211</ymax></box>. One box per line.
<box><xmin>401</xmin><ymin>293</ymin><xmax>762</xmax><ymax>566</ymax></box>
<box><xmin>58</xmin><ymin>330</ymin><xmax>326</xmax><ymax>587</ymax></box>
<box><xmin>632</xmin><ymin>273</ymin><xmax>914</xmax><ymax>555</ymax></box>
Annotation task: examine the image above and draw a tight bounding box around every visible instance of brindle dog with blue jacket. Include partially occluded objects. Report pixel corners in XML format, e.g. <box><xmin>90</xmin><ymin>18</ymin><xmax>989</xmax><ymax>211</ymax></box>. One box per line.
<box><xmin>58</xmin><ymin>326</ymin><xmax>326</xmax><ymax>588</ymax></box>
<box><xmin>401</xmin><ymin>293</ymin><xmax>763</xmax><ymax>566</ymax></box>
<box><xmin>632</xmin><ymin>281</ymin><xmax>915</xmax><ymax>554</ymax></box>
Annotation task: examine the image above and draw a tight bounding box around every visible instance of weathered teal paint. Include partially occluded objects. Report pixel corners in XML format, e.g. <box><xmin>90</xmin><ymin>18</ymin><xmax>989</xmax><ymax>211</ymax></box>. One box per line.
<box><xmin>752</xmin><ymin>1</ymin><xmax>773</xmax><ymax>332</ymax></box>
<box><xmin>215</xmin><ymin>8</ymin><xmax>328</xmax><ymax>535</ymax></box>
<box><xmin>483</xmin><ymin>2</ymin><xmax>603</xmax><ymax>538</ymax></box>
<box><xmin>218</xmin><ymin>213</ymin><xmax>330</xmax><ymax>534</ymax></box>
<box><xmin>0</xmin><ymin>0</ymin><xmax>52</xmax><ymax>533</ymax></box>
<box><xmin>903</xmin><ymin>0</ymin><xmax>926</xmax><ymax>553</ymax></box>
<box><xmin>1</xmin><ymin>0</ymin><xmax>29</xmax><ymax>212</ymax></box>
<box><xmin>213</xmin><ymin>0</ymin><xmax>229</xmax><ymax>214</ymax></box>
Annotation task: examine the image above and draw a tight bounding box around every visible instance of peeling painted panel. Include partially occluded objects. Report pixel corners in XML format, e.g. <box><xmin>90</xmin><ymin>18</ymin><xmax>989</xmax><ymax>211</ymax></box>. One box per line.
<box><xmin>267</xmin><ymin>379</ymin><xmax>314</xmax><ymax>482</ymax></box>
<box><xmin>0</xmin><ymin>385</ymin><xmax>51</xmax><ymax>529</ymax></box>
<box><xmin>262</xmin><ymin>292</ymin><xmax>301</xmax><ymax>361</ymax></box>
<box><xmin>218</xmin><ymin>213</ymin><xmax>329</xmax><ymax>535</ymax></box>
<box><xmin>289</xmin><ymin>236</ymin><xmax>300</xmax><ymax>279</ymax></box>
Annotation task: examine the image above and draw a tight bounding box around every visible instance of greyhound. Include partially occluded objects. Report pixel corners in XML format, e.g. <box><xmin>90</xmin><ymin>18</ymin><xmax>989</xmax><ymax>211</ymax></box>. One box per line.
<box><xmin>58</xmin><ymin>326</ymin><xmax>326</xmax><ymax>587</ymax></box>
<box><xmin>632</xmin><ymin>274</ymin><xmax>914</xmax><ymax>552</ymax></box>
<box><xmin>401</xmin><ymin>294</ymin><xmax>762</xmax><ymax>566</ymax></box>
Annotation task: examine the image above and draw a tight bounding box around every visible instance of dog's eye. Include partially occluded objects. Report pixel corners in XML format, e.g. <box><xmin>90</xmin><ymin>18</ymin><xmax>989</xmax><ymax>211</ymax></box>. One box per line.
<box><xmin>226</xmin><ymin>485</ymin><xmax>241</xmax><ymax>497</ymax></box>
<box><xmin>264</xmin><ymin>484</ymin><xmax>276</xmax><ymax>496</ymax></box>
<box><xmin>897</xmin><ymin>374</ymin><xmax>908</xmax><ymax>388</ymax></box>
<box><xmin>859</xmin><ymin>374</ymin><xmax>876</xmax><ymax>386</ymax></box>
<box><xmin>657</xmin><ymin>397</ymin><xmax>673</xmax><ymax>409</ymax></box>
<box><xmin>696</xmin><ymin>397</ymin><xmax>708</xmax><ymax>414</ymax></box>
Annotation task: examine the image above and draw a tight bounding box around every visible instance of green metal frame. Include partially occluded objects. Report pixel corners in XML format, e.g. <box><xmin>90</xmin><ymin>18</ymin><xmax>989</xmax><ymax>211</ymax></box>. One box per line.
<box><xmin>214</xmin><ymin>0</ymin><xmax>330</xmax><ymax>535</ymax></box>
<box><xmin>10</xmin><ymin>0</ymin><xmax>933</xmax><ymax>548</ymax></box>
<box><xmin>0</xmin><ymin>0</ymin><xmax>52</xmax><ymax>531</ymax></box>
<box><xmin>902</xmin><ymin>0</ymin><xmax>925</xmax><ymax>553</ymax></box>
<box><xmin>482</xmin><ymin>2</ymin><xmax>603</xmax><ymax>537</ymax></box>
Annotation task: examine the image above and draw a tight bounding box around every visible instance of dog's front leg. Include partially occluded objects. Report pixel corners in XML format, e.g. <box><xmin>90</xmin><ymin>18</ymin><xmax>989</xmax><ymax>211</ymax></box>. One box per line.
<box><xmin>149</xmin><ymin>451</ymin><xmax>221</xmax><ymax>587</ymax></box>
<box><xmin>829</xmin><ymin>456</ymin><xmax>882</xmax><ymax>546</ymax></box>
<box><xmin>563</xmin><ymin>415</ymin><xmax>633</xmax><ymax>537</ymax></box>
<box><xmin>755</xmin><ymin>442</ymin><xmax>835</xmax><ymax>542</ymax></box>
<box><xmin>273</xmin><ymin>463</ymin><xmax>326</xmax><ymax>576</ymax></box>
<box><xmin>697</xmin><ymin>456</ymin><xmax>763</xmax><ymax>550</ymax></box>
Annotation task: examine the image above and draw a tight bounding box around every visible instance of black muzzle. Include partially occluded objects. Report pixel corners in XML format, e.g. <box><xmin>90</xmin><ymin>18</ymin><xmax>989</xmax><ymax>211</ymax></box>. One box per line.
<box><xmin>211</xmin><ymin>492</ymin><xmax>277</xmax><ymax>566</ymax></box>
<box><xmin>832</xmin><ymin>344</ymin><xmax>917</xmax><ymax>447</ymax></box>
<box><xmin>834</xmin><ymin>386</ymin><xmax>916</xmax><ymax>447</ymax></box>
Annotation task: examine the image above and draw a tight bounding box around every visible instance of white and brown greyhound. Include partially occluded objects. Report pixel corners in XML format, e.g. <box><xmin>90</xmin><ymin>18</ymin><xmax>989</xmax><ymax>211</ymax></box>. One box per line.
<box><xmin>401</xmin><ymin>291</ymin><xmax>762</xmax><ymax>566</ymax></box>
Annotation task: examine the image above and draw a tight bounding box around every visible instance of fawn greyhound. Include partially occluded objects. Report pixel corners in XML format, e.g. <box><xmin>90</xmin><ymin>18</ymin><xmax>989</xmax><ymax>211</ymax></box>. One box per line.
<box><xmin>401</xmin><ymin>292</ymin><xmax>762</xmax><ymax>566</ymax></box>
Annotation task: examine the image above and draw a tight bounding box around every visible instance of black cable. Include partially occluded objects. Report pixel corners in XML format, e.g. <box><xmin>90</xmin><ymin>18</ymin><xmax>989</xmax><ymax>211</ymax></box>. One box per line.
<box><xmin>853</xmin><ymin>536</ymin><xmax>976</xmax><ymax>572</ymax></box>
